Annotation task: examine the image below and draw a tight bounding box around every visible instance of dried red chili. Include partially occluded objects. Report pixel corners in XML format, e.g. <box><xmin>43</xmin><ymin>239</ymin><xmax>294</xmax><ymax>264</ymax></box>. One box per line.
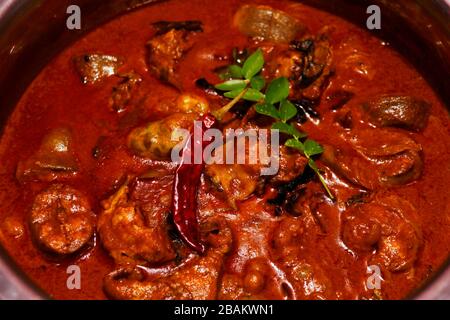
<box><xmin>171</xmin><ymin>113</ymin><xmax>216</xmax><ymax>253</ymax></box>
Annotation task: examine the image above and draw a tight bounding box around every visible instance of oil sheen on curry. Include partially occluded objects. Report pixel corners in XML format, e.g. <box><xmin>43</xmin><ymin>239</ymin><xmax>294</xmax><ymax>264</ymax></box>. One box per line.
<box><xmin>0</xmin><ymin>0</ymin><xmax>449</xmax><ymax>300</ymax></box>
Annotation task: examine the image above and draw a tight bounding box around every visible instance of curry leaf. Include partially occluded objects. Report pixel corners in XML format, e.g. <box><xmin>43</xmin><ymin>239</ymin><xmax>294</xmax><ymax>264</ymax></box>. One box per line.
<box><xmin>271</xmin><ymin>122</ymin><xmax>306</xmax><ymax>139</ymax></box>
<box><xmin>228</xmin><ymin>65</ymin><xmax>243</xmax><ymax>79</ymax></box>
<box><xmin>212</xmin><ymin>47</ymin><xmax>334</xmax><ymax>200</ymax></box>
<box><xmin>250</xmin><ymin>75</ymin><xmax>265</xmax><ymax>91</ymax></box>
<box><xmin>271</xmin><ymin>122</ymin><xmax>294</xmax><ymax>135</ymax></box>
<box><xmin>279</xmin><ymin>99</ymin><xmax>297</xmax><ymax>122</ymax></box>
<box><xmin>215</xmin><ymin>79</ymin><xmax>247</xmax><ymax>91</ymax></box>
<box><xmin>224</xmin><ymin>89</ymin><xmax>245</xmax><ymax>99</ymax></box>
<box><xmin>255</xmin><ymin>103</ymin><xmax>280</xmax><ymax>120</ymax></box>
<box><xmin>242</xmin><ymin>49</ymin><xmax>264</xmax><ymax>80</ymax></box>
<box><xmin>304</xmin><ymin>139</ymin><xmax>324</xmax><ymax>157</ymax></box>
<box><xmin>218</xmin><ymin>72</ymin><xmax>229</xmax><ymax>81</ymax></box>
<box><xmin>243</xmin><ymin>88</ymin><xmax>265</xmax><ymax>102</ymax></box>
<box><xmin>285</xmin><ymin>138</ymin><xmax>305</xmax><ymax>151</ymax></box>
<box><xmin>307</xmin><ymin>158</ymin><xmax>319</xmax><ymax>171</ymax></box>
<box><xmin>265</xmin><ymin>77</ymin><xmax>290</xmax><ymax>105</ymax></box>
<box><xmin>225</xmin><ymin>88</ymin><xmax>264</xmax><ymax>102</ymax></box>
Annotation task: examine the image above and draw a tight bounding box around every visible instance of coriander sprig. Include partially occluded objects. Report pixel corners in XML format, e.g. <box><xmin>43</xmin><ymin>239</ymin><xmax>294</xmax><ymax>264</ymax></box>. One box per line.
<box><xmin>213</xmin><ymin>48</ymin><xmax>334</xmax><ymax>200</ymax></box>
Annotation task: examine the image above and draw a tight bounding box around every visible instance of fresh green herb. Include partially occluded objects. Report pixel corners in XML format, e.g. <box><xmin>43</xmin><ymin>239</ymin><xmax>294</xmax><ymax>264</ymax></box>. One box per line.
<box><xmin>250</xmin><ymin>75</ymin><xmax>265</xmax><ymax>91</ymax></box>
<box><xmin>212</xmin><ymin>88</ymin><xmax>248</xmax><ymax>120</ymax></box>
<box><xmin>228</xmin><ymin>65</ymin><xmax>243</xmax><ymax>79</ymax></box>
<box><xmin>265</xmin><ymin>77</ymin><xmax>290</xmax><ymax>105</ymax></box>
<box><xmin>224</xmin><ymin>88</ymin><xmax>265</xmax><ymax>102</ymax></box>
<box><xmin>279</xmin><ymin>99</ymin><xmax>297</xmax><ymax>122</ymax></box>
<box><xmin>212</xmin><ymin>48</ymin><xmax>334</xmax><ymax>199</ymax></box>
<box><xmin>262</xmin><ymin>99</ymin><xmax>333</xmax><ymax>199</ymax></box>
<box><xmin>242</xmin><ymin>49</ymin><xmax>264</xmax><ymax>80</ymax></box>
<box><xmin>303</xmin><ymin>139</ymin><xmax>324</xmax><ymax>157</ymax></box>
<box><xmin>213</xmin><ymin>49</ymin><xmax>266</xmax><ymax>119</ymax></box>
<box><xmin>272</xmin><ymin>122</ymin><xmax>306</xmax><ymax>139</ymax></box>
<box><xmin>283</xmin><ymin>135</ymin><xmax>333</xmax><ymax>199</ymax></box>
<box><xmin>215</xmin><ymin>79</ymin><xmax>248</xmax><ymax>91</ymax></box>
<box><xmin>255</xmin><ymin>103</ymin><xmax>280</xmax><ymax>120</ymax></box>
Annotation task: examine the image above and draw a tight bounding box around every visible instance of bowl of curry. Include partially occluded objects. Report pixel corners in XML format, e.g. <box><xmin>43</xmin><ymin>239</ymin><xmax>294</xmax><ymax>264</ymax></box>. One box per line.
<box><xmin>0</xmin><ymin>0</ymin><xmax>449</xmax><ymax>300</ymax></box>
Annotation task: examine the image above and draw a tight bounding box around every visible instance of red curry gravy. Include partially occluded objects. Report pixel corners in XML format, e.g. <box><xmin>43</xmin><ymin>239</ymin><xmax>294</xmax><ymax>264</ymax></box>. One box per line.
<box><xmin>0</xmin><ymin>0</ymin><xmax>449</xmax><ymax>300</ymax></box>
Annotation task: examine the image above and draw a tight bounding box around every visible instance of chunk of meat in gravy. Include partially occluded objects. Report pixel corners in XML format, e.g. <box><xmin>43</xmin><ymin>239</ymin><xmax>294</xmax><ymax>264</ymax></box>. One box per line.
<box><xmin>127</xmin><ymin>112</ymin><xmax>197</xmax><ymax>160</ymax></box>
<box><xmin>73</xmin><ymin>54</ymin><xmax>124</xmax><ymax>84</ymax></box>
<box><xmin>342</xmin><ymin>193</ymin><xmax>422</xmax><ymax>272</ymax></box>
<box><xmin>347</xmin><ymin>128</ymin><xmax>422</xmax><ymax>158</ymax></box>
<box><xmin>234</xmin><ymin>5</ymin><xmax>305</xmax><ymax>43</ymax></box>
<box><xmin>103</xmin><ymin>217</ymin><xmax>232</xmax><ymax>300</ymax></box>
<box><xmin>16</xmin><ymin>128</ymin><xmax>79</xmax><ymax>182</ymax></box>
<box><xmin>362</xmin><ymin>95</ymin><xmax>431</xmax><ymax>131</ymax></box>
<box><xmin>206</xmin><ymin>164</ymin><xmax>260</xmax><ymax>208</ymax></box>
<box><xmin>205</xmin><ymin>130</ymin><xmax>306</xmax><ymax>207</ymax></box>
<box><xmin>147</xmin><ymin>22</ymin><xmax>202</xmax><ymax>87</ymax></box>
<box><xmin>267</xmin><ymin>48</ymin><xmax>304</xmax><ymax>80</ymax></box>
<box><xmin>109</xmin><ymin>72</ymin><xmax>142</xmax><ymax>113</ymax></box>
<box><xmin>296</xmin><ymin>34</ymin><xmax>333</xmax><ymax>101</ymax></box>
<box><xmin>204</xmin><ymin>129</ymin><xmax>266</xmax><ymax>207</ymax></box>
<box><xmin>271</xmin><ymin>146</ymin><xmax>308</xmax><ymax>184</ymax></box>
<box><xmin>97</xmin><ymin>177</ymin><xmax>176</xmax><ymax>266</ymax></box>
<box><xmin>322</xmin><ymin>128</ymin><xmax>423</xmax><ymax>189</ymax></box>
<box><xmin>176</xmin><ymin>93</ymin><xmax>210</xmax><ymax>115</ymax></box>
<box><xmin>29</xmin><ymin>184</ymin><xmax>95</xmax><ymax>255</ymax></box>
<box><xmin>266</xmin><ymin>33</ymin><xmax>333</xmax><ymax>101</ymax></box>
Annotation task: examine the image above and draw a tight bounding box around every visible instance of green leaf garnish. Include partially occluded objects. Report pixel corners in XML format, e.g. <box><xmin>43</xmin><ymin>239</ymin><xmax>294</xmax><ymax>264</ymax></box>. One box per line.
<box><xmin>279</xmin><ymin>99</ymin><xmax>297</xmax><ymax>122</ymax></box>
<box><xmin>242</xmin><ymin>88</ymin><xmax>265</xmax><ymax>102</ymax></box>
<box><xmin>215</xmin><ymin>79</ymin><xmax>248</xmax><ymax>91</ymax></box>
<box><xmin>285</xmin><ymin>138</ymin><xmax>305</xmax><ymax>152</ymax></box>
<box><xmin>250</xmin><ymin>75</ymin><xmax>265</xmax><ymax>91</ymax></box>
<box><xmin>212</xmin><ymin>47</ymin><xmax>334</xmax><ymax>200</ymax></box>
<box><xmin>304</xmin><ymin>139</ymin><xmax>324</xmax><ymax>157</ymax></box>
<box><xmin>242</xmin><ymin>49</ymin><xmax>264</xmax><ymax>80</ymax></box>
<box><xmin>223</xmin><ymin>89</ymin><xmax>242</xmax><ymax>99</ymax></box>
<box><xmin>265</xmin><ymin>77</ymin><xmax>290</xmax><ymax>105</ymax></box>
<box><xmin>224</xmin><ymin>88</ymin><xmax>264</xmax><ymax>102</ymax></box>
<box><xmin>228</xmin><ymin>65</ymin><xmax>243</xmax><ymax>79</ymax></box>
<box><xmin>212</xmin><ymin>89</ymin><xmax>248</xmax><ymax>120</ymax></box>
<box><xmin>285</xmin><ymin>138</ymin><xmax>333</xmax><ymax>199</ymax></box>
<box><xmin>255</xmin><ymin>103</ymin><xmax>280</xmax><ymax>120</ymax></box>
<box><xmin>271</xmin><ymin>122</ymin><xmax>306</xmax><ymax>139</ymax></box>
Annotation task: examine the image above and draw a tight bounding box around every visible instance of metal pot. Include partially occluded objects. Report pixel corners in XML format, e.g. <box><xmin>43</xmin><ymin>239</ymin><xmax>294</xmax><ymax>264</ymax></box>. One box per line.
<box><xmin>0</xmin><ymin>0</ymin><xmax>449</xmax><ymax>300</ymax></box>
